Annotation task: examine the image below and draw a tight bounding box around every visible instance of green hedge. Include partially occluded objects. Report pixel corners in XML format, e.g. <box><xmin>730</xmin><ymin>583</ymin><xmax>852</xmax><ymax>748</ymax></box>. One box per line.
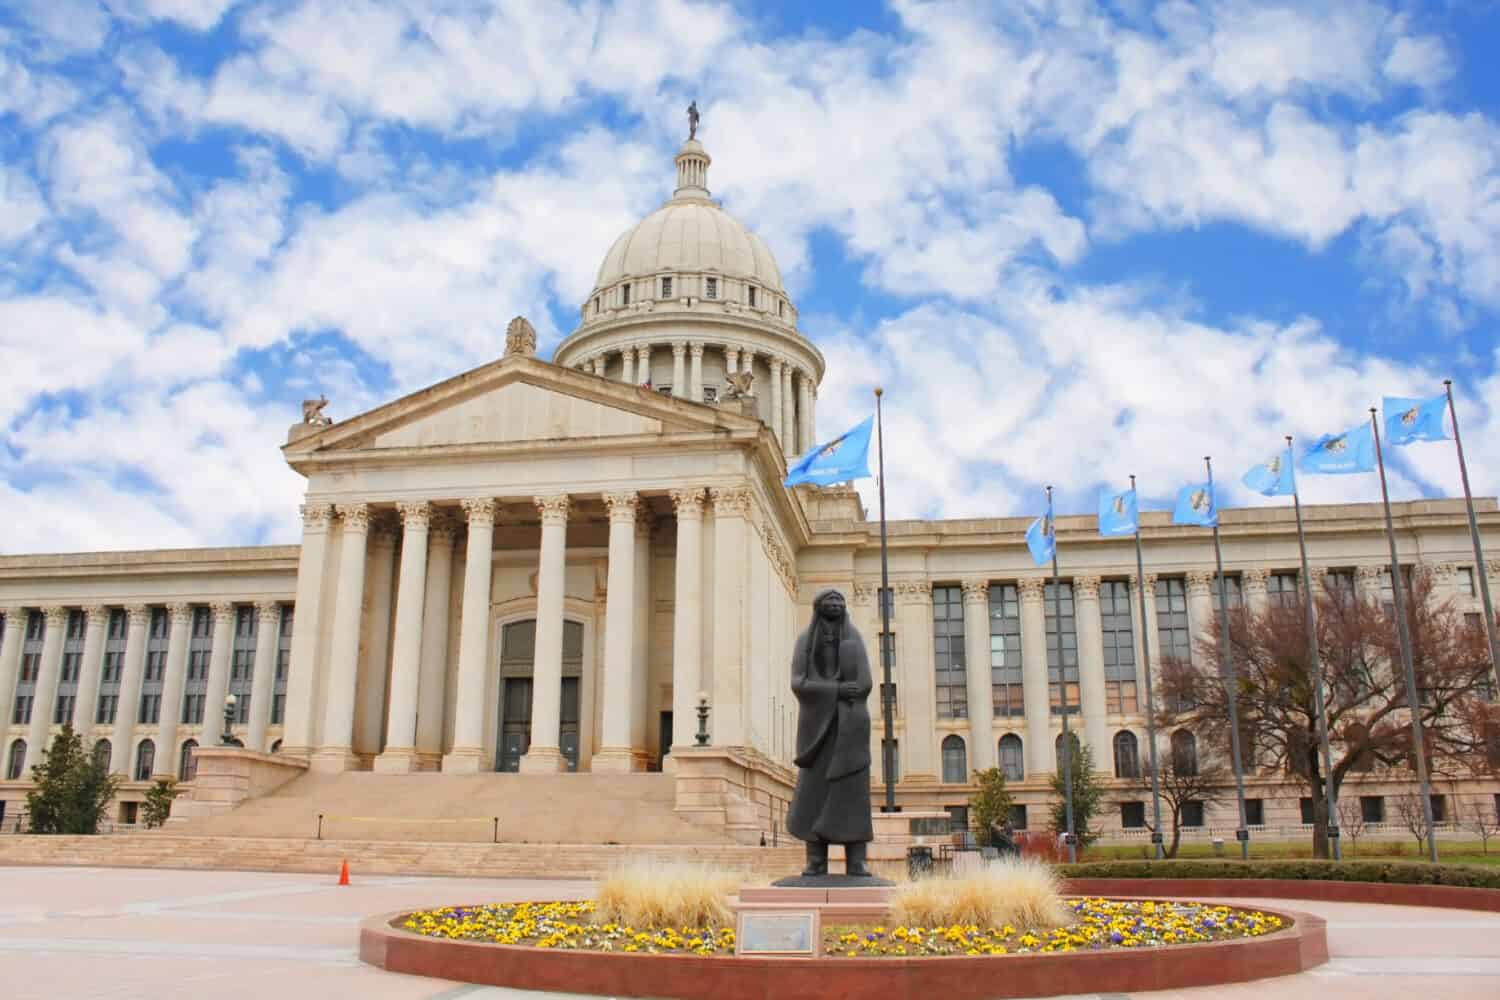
<box><xmin>1057</xmin><ymin>859</ymin><xmax>1500</xmax><ymax>890</ymax></box>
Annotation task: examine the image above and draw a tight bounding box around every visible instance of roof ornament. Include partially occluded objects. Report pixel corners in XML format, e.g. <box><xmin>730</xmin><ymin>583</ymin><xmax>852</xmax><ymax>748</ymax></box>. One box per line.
<box><xmin>687</xmin><ymin>100</ymin><xmax>699</xmax><ymax>141</ymax></box>
<box><xmin>504</xmin><ymin>316</ymin><xmax>537</xmax><ymax>358</ymax></box>
<box><xmin>301</xmin><ymin>394</ymin><xmax>332</xmax><ymax>426</ymax></box>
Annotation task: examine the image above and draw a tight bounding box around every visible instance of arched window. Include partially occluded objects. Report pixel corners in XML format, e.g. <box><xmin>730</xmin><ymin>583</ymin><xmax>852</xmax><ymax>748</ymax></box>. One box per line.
<box><xmin>998</xmin><ymin>734</ymin><xmax>1024</xmax><ymax>781</ymax></box>
<box><xmin>178</xmin><ymin>739</ymin><xmax>198</xmax><ymax>782</ymax></box>
<box><xmin>270</xmin><ymin>739</ymin><xmax>282</xmax><ymax>754</ymax></box>
<box><xmin>92</xmin><ymin>739</ymin><xmax>111</xmax><ymax>768</ymax></box>
<box><xmin>941</xmin><ymin>735</ymin><xmax>967</xmax><ymax>783</ymax></box>
<box><xmin>1055</xmin><ymin>731</ymin><xmax>1081</xmax><ymax>770</ymax></box>
<box><xmin>134</xmin><ymin>739</ymin><xmax>156</xmax><ymax>782</ymax></box>
<box><xmin>1113</xmin><ymin>730</ymin><xmax>1140</xmax><ymax>779</ymax></box>
<box><xmin>1171</xmin><ymin>730</ymin><xmax>1198</xmax><ymax>777</ymax></box>
<box><xmin>5</xmin><ymin>739</ymin><xmax>25</xmax><ymax>780</ymax></box>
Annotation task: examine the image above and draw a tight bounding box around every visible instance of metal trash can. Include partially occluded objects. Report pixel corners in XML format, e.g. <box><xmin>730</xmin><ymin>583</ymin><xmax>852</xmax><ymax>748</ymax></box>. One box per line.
<box><xmin>907</xmin><ymin>845</ymin><xmax>934</xmax><ymax>879</ymax></box>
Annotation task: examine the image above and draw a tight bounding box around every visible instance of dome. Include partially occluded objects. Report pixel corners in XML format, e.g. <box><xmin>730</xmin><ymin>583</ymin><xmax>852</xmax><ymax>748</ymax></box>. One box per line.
<box><xmin>587</xmin><ymin>138</ymin><xmax>786</xmax><ymax>301</ymax></box>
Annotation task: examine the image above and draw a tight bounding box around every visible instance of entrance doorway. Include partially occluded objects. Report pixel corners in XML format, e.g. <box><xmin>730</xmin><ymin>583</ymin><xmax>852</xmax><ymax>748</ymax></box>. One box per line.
<box><xmin>657</xmin><ymin>711</ymin><xmax>672</xmax><ymax>771</ymax></box>
<box><xmin>494</xmin><ymin>619</ymin><xmax>585</xmax><ymax>772</ymax></box>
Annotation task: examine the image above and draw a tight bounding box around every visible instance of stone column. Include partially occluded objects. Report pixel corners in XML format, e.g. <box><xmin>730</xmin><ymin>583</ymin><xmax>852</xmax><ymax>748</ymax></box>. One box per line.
<box><xmin>0</xmin><ymin>607</ymin><xmax>24</xmax><ymax>741</ymax></box>
<box><xmin>809</xmin><ymin>385</ymin><xmax>818</xmax><ymax>444</ymax></box>
<box><xmin>314</xmin><ymin>503</ymin><xmax>370</xmax><ymax>770</ymax></box>
<box><xmin>70</xmin><ymin>605</ymin><xmax>109</xmax><ymax>735</ymax></box>
<box><xmin>417</xmin><ymin>515</ymin><xmax>457</xmax><ymax>760</ymax></box>
<box><xmin>1073</xmin><ymin>576</ymin><xmax>1110</xmax><ymax>770</ymax></box>
<box><xmin>595</xmin><ymin>491</ymin><xmax>640</xmax><ymax>772</ymax></box>
<box><xmin>201</xmin><ymin>601</ymin><xmax>236</xmax><ymax>744</ymax></box>
<box><xmin>895</xmin><ymin>582</ymin><xmax>937</xmax><ymax>780</ymax></box>
<box><xmin>521</xmin><ymin>494</ymin><xmax>570</xmax><ymax>772</ymax></box>
<box><xmin>593</xmin><ymin>356</ymin><xmax>606</xmax><ymax>377</ymax></box>
<box><xmin>622</xmin><ymin>347</ymin><xmax>635</xmax><ymax>385</ymax></box>
<box><xmin>23</xmin><ymin>606</ymin><xmax>68</xmax><ymax>772</ymax></box>
<box><xmin>631</xmin><ymin>510</ymin><xmax>652</xmax><ymax>753</ymax></box>
<box><xmin>376</xmin><ymin>501</ymin><xmax>430</xmax><ymax>773</ymax></box>
<box><xmin>636</xmin><ymin>344</ymin><xmax>652</xmax><ymax>387</ymax></box>
<box><xmin>781</xmin><ymin>364</ymin><xmax>796</xmax><ymax>455</ymax></box>
<box><xmin>668</xmin><ymin>488</ymin><xmax>705</xmax><ymax>754</ymax></box>
<box><xmin>710</xmin><ymin>486</ymin><xmax>751</xmax><ymax>747</ymax></box>
<box><xmin>247</xmin><ymin>602</ymin><xmax>282</xmax><ymax>752</ymax></box>
<box><xmin>1185</xmin><ymin>570</ymin><xmax>1215</xmax><ymax>656</ymax></box>
<box><xmin>282</xmin><ymin>503</ymin><xmax>334</xmax><ymax>757</ymax></box>
<box><xmin>689</xmin><ymin>342</ymin><xmax>705</xmax><ymax>401</ymax></box>
<box><xmin>961</xmin><ymin>579</ymin><xmax>996</xmax><ymax>773</ymax></box>
<box><xmin>152</xmin><ymin>602</ymin><xmax>193</xmax><ymax>775</ymax></box>
<box><xmin>109</xmin><ymin>606</ymin><xmax>151</xmax><ymax>775</ymax></box>
<box><xmin>445</xmin><ymin>498</ymin><xmax>497</xmax><ymax>772</ymax></box>
<box><xmin>725</xmin><ymin>346</ymin><xmax>740</xmax><ymax>375</ymax></box>
<box><xmin>354</xmin><ymin>519</ymin><xmax>397</xmax><ymax>757</ymax></box>
<box><xmin>1018</xmin><ymin>579</ymin><xmax>1052</xmax><ymax>777</ymax></box>
<box><xmin>1244</xmin><ymin>567</ymin><xmax>1269</xmax><ymax>617</ymax></box>
<box><xmin>768</xmin><ymin>359</ymin><xmax>784</xmax><ymax>445</ymax></box>
<box><xmin>671</xmin><ymin>342</ymin><xmax>687</xmax><ymax>397</ymax></box>
<box><xmin>796</xmin><ymin>370</ymin><xmax>813</xmax><ymax>454</ymax></box>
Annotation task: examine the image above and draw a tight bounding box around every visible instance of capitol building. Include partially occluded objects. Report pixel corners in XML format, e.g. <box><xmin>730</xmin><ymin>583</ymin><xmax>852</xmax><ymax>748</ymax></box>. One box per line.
<box><xmin>1</xmin><ymin>135</ymin><xmax>1496</xmax><ymax>843</ymax></box>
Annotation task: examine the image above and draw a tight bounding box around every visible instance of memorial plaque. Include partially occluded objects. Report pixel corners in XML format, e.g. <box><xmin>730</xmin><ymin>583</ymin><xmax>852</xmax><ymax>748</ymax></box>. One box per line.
<box><xmin>735</xmin><ymin>909</ymin><xmax>820</xmax><ymax>957</ymax></box>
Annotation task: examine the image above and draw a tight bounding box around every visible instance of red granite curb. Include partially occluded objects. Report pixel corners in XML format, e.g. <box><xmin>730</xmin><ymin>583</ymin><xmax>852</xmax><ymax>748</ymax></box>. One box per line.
<box><xmin>359</xmin><ymin>904</ymin><xmax>1325</xmax><ymax>1000</ymax></box>
<box><xmin>1063</xmin><ymin>878</ymin><xmax>1500</xmax><ymax>912</ymax></box>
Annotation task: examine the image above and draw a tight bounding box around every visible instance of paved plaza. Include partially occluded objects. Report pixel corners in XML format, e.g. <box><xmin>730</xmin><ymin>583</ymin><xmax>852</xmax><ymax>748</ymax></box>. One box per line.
<box><xmin>0</xmin><ymin>865</ymin><xmax>1497</xmax><ymax>999</ymax></box>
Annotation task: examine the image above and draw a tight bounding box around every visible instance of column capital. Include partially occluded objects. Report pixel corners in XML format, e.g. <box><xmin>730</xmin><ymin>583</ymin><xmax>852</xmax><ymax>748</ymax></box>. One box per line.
<box><xmin>709</xmin><ymin>486</ymin><xmax>752</xmax><ymax>517</ymax></box>
<box><xmin>460</xmin><ymin>497</ymin><xmax>496</xmax><ymax>528</ymax></box>
<box><xmin>534</xmin><ymin>494</ymin><xmax>571</xmax><ymax>525</ymax></box>
<box><xmin>671</xmin><ymin>340</ymin><xmax>687</xmax><ymax>357</ymax></box>
<box><xmin>300</xmin><ymin>503</ymin><xmax>335</xmax><ymax>529</ymax></box>
<box><xmin>1486</xmin><ymin>558</ymin><xmax>1500</xmax><ymax>577</ymax></box>
<box><xmin>125</xmin><ymin>604</ymin><xmax>152</xmax><ymax>626</ymax></box>
<box><xmin>769</xmin><ymin>357</ymin><xmax>783</xmax><ymax>373</ymax></box>
<box><xmin>1185</xmin><ymin>569</ymin><xmax>1214</xmax><ymax>596</ymax></box>
<box><xmin>636</xmin><ymin>343</ymin><xmax>651</xmax><ymax>360</ymax></box>
<box><xmin>895</xmin><ymin>580</ymin><xmax>931</xmax><ymax>606</ymax></box>
<box><xmin>689</xmin><ymin>341</ymin><xmax>705</xmax><ymax>358</ymax></box>
<box><xmin>82</xmin><ymin>604</ymin><xmax>109</xmax><ymax>623</ymax></box>
<box><xmin>210</xmin><ymin>600</ymin><xmax>236</xmax><ymax>624</ymax></box>
<box><xmin>42</xmin><ymin>605</ymin><xmax>68</xmax><ymax>627</ymax></box>
<box><xmin>1431</xmin><ymin>561</ymin><xmax>1458</xmax><ymax>582</ymax></box>
<box><xmin>603</xmin><ymin>491</ymin><xmax>640</xmax><ymax>523</ymax></box>
<box><xmin>337</xmin><ymin>503</ymin><xmax>371</xmax><ymax>532</ymax></box>
<box><xmin>254</xmin><ymin>600</ymin><xmax>283</xmax><ymax>620</ymax></box>
<box><xmin>1</xmin><ymin>605</ymin><xmax>24</xmax><ymax>623</ymax></box>
<box><xmin>396</xmin><ymin>500</ymin><xmax>431</xmax><ymax>529</ymax></box>
<box><xmin>1073</xmin><ymin>575</ymin><xmax>1101</xmax><ymax>600</ymax></box>
<box><xmin>669</xmin><ymin>487</ymin><xmax>706</xmax><ymax>518</ymax></box>
<box><xmin>1019</xmin><ymin>577</ymin><xmax>1046</xmax><ymax>602</ymax></box>
<box><xmin>1143</xmin><ymin>572</ymin><xmax>1158</xmax><ymax>590</ymax></box>
<box><xmin>1356</xmin><ymin>564</ymin><xmax>1384</xmax><ymax>587</ymax></box>
<box><xmin>1242</xmin><ymin>567</ymin><xmax>1270</xmax><ymax>593</ymax></box>
<box><xmin>166</xmin><ymin>602</ymin><xmax>193</xmax><ymax>623</ymax></box>
<box><xmin>961</xmin><ymin>578</ymin><xmax>989</xmax><ymax>605</ymax></box>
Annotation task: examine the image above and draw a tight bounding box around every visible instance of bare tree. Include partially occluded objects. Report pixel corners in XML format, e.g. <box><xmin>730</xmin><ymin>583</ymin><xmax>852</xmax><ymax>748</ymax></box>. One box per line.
<box><xmin>1124</xmin><ymin>753</ymin><xmax>1230</xmax><ymax>859</ymax></box>
<box><xmin>1469</xmin><ymin>796</ymin><xmax>1500</xmax><ymax>855</ymax></box>
<box><xmin>1393</xmin><ymin>789</ymin><xmax>1431</xmax><ymax>855</ymax></box>
<box><xmin>1160</xmin><ymin>568</ymin><xmax>1498</xmax><ymax>858</ymax></box>
<box><xmin>1337</xmin><ymin>796</ymin><xmax>1367</xmax><ymax>857</ymax></box>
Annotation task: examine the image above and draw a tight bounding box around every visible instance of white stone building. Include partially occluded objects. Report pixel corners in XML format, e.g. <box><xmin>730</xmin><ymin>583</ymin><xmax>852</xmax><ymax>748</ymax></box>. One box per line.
<box><xmin>1</xmin><ymin>138</ymin><xmax>1496</xmax><ymax>840</ymax></box>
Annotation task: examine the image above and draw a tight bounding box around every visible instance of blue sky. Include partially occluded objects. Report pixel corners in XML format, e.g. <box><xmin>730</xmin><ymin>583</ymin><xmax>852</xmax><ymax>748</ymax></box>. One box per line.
<box><xmin>3</xmin><ymin>0</ymin><xmax>1499</xmax><ymax>552</ymax></box>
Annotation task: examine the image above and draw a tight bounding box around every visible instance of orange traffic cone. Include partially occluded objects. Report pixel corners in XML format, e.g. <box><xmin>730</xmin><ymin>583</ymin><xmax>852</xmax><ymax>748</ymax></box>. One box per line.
<box><xmin>338</xmin><ymin>859</ymin><xmax>350</xmax><ymax>886</ymax></box>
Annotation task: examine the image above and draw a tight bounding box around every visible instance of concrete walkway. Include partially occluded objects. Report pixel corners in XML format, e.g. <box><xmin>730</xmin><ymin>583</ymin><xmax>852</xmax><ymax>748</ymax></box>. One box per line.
<box><xmin>0</xmin><ymin>866</ymin><xmax>1495</xmax><ymax>999</ymax></box>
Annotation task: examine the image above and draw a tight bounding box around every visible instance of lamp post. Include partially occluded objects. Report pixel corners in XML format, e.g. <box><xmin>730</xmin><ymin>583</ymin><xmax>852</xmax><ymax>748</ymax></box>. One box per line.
<box><xmin>220</xmin><ymin>693</ymin><xmax>238</xmax><ymax>746</ymax></box>
<box><xmin>695</xmin><ymin>691</ymin><xmax>711</xmax><ymax>746</ymax></box>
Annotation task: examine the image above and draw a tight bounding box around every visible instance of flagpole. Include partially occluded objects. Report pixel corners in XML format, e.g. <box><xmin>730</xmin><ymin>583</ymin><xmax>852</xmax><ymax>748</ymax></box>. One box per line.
<box><xmin>1446</xmin><ymin>380</ymin><xmax>1500</xmax><ymax>698</ymax></box>
<box><xmin>1207</xmin><ymin>456</ymin><xmax>1251</xmax><ymax>861</ymax></box>
<box><xmin>1130</xmin><ymin>475</ymin><xmax>1166</xmax><ymax>861</ymax></box>
<box><xmin>875</xmin><ymin>388</ymin><xmax>897</xmax><ymax>814</ymax></box>
<box><xmin>1288</xmin><ymin>436</ymin><xmax>1341</xmax><ymax>861</ymax></box>
<box><xmin>1048</xmin><ymin>485</ymin><xmax>1078</xmax><ymax>864</ymax></box>
<box><xmin>1370</xmin><ymin>409</ymin><xmax>1439</xmax><ymax>863</ymax></box>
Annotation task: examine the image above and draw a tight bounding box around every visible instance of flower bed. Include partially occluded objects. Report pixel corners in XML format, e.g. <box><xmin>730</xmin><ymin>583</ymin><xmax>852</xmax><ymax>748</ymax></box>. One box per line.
<box><xmin>399</xmin><ymin>898</ymin><xmax>1283</xmax><ymax>957</ymax></box>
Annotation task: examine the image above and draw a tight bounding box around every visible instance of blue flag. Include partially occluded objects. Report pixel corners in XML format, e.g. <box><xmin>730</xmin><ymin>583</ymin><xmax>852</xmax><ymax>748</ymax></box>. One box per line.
<box><xmin>783</xmin><ymin>416</ymin><xmax>873</xmax><ymax>487</ymax></box>
<box><xmin>1172</xmin><ymin>481</ymin><xmax>1217</xmax><ymax>527</ymax></box>
<box><xmin>1025</xmin><ymin>513</ymin><xmax>1056</xmax><ymax>566</ymax></box>
<box><xmin>1383</xmin><ymin>394</ymin><xmax>1449</xmax><ymax>445</ymax></box>
<box><xmin>1300</xmin><ymin>422</ymin><xmax>1376</xmax><ymax>474</ymax></box>
<box><xmin>1098</xmin><ymin>487</ymin><xmax>1138</xmax><ymax>537</ymax></box>
<box><xmin>1242</xmin><ymin>445</ymin><xmax>1296</xmax><ymax>497</ymax></box>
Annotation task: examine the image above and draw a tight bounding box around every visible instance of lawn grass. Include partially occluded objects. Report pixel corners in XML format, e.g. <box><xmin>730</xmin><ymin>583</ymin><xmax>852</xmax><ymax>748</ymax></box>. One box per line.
<box><xmin>1086</xmin><ymin>839</ymin><xmax>1499</xmax><ymax>866</ymax></box>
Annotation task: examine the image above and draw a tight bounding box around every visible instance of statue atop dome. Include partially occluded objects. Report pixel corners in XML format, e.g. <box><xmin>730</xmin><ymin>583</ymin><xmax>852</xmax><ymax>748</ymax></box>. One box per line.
<box><xmin>687</xmin><ymin>100</ymin><xmax>699</xmax><ymax>140</ymax></box>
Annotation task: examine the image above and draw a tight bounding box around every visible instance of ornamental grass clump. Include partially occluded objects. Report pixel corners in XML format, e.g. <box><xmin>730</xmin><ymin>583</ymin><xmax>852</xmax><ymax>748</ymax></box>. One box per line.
<box><xmin>592</xmin><ymin>859</ymin><xmax>742</xmax><ymax>929</ymax></box>
<box><xmin>891</xmin><ymin>858</ymin><xmax>1071</xmax><ymax>931</ymax></box>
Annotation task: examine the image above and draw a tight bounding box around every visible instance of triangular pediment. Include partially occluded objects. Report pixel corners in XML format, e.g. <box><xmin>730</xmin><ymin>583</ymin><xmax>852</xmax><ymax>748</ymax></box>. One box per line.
<box><xmin>284</xmin><ymin>354</ymin><xmax>759</xmax><ymax>458</ymax></box>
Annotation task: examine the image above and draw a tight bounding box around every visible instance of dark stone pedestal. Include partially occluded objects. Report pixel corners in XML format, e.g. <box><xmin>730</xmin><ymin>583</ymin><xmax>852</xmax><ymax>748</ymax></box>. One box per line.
<box><xmin>771</xmin><ymin>873</ymin><xmax>895</xmax><ymax>888</ymax></box>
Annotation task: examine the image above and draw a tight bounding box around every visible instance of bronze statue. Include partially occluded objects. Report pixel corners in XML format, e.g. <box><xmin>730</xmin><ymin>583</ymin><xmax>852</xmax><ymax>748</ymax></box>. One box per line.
<box><xmin>301</xmin><ymin>395</ymin><xmax>332</xmax><ymax>426</ymax></box>
<box><xmin>786</xmin><ymin>587</ymin><xmax>876</xmax><ymax>877</ymax></box>
<box><xmin>687</xmin><ymin>100</ymin><xmax>700</xmax><ymax>141</ymax></box>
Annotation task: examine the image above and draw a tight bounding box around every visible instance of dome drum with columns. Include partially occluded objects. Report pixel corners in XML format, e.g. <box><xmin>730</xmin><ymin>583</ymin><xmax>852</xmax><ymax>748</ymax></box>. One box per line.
<box><xmin>555</xmin><ymin>137</ymin><xmax>824</xmax><ymax>460</ymax></box>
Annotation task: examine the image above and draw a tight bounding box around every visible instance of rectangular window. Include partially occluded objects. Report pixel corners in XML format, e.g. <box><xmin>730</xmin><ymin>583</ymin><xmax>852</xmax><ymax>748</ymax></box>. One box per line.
<box><xmin>1430</xmin><ymin>794</ymin><xmax>1447</xmax><ymax>824</ymax></box>
<box><xmin>656</xmin><ymin>385</ymin><xmax>672</xmax><ymax>396</ymax></box>
<box><xmin>97</xmin><ymin>608</ymin><xmax>127</xmax><ymax>725</ymax></box>
<box><xmin>703</xmin><ymin>386</ymin><xmax>718</xmax><ymax>403</ymax></box>
<box><xmin>988</xmin><ymin>583</ymin><xmax>1024</xmax><ymax>718</ymax></box>
<box><xmin>777</xmin><ymin>299</ymin><xmax>784</xmax><ymax>317</ymax></box>
<box><xmin>1211</xmin><ymin>574</ymin><xmax>1243</xmax><ymax>628</ymax></box>
<box><xmin>1181</xmin><ymin>800</ymin><xmax>1205</xmax><ymax>827</ymax></box>
<box><xmin>1360</xmin><ymin>795</ymin><xmax>1384</xmax><ymax>824</ymax></box>
<box><xmin>1100</xmin><ymin>581</ymin><xmax>1137</xmax><ymax>713</ymax></box>
<box><xmin>748</xmin><ymin>285</ymin><xmax>758</xmax><ymax>308</ymax></box>
<box><xmin>1045</xmin><ymin>582</ymin><xmax>1079</xmax><ymax>715</ymax></box>
<box><xmin>704</xmin><ymin>276</ymin><xmax>718</xmax><ymax>299</ymax></box>
<box><xmin>1120</xmin><ymin>801</ymin><xmax>1145</xmax><ymax>829</ymax></box>
<box><xmin>1267</xmin><ymin>572</ymin><xmax>1299</xmax><ymax>609</ymax></box>
<box><xmin>1155</xmin><ymin>578</ymin><xmax>1192</xmax><ymax>712</ymax></box>
<box><xmin>945</xmin><ymin>805</ymin><xmax>969</xmax><ymax>835</ymax></box>
<box><xmin>1299</xmin><ymin>797</ymin><xmax>1315</xmax><ymax>824</ymax></box>
<box><xmin>54</xmin><ymin>609</ymin><xmax>86</xmax><ymax>725</ymax></box>
<box><xmin>1458</xmin><ymin>567</ymin><xmax>1476</xmax><ymax>597</ymax></box>
<box><xmin>1245</xmin><ymin>798</ymin><xmax>1264</xmax><ymax>827</ymax></box>
<box><xmin>932</xmin><ymin>586</ymin><xmax>966</xmax><ymax>719</ymax></box>
<box><xmin>14</xmin><ymin>611</ymin><xmax>45</xmax><ymax>724</ymax></box>
<box><xmin>272</xmin><ymin>606</ymin><xmax>292</xmax><ymax>725</ymax></box>
<box><xmin>621</xmin><ymin>283</ymin><xmax>631</xmax><ymax>305</ymax></box>
<box><xmin>660</xmin><ymin>276</ymin><xmax>672</xmax><ymax>299</ymax></box>
<box><xmin>1378</xmin><ymin>567</ymin><xmax>1412</xmax><ymax>611</ymax></box>
<box><xmin>139</xmin><ymin>607</ymin><xmax>169</xmax><ymax>726</ymax></box>
<box><xmin>229</xmin><ymin>605</ymin><xmax>257</xmax><ymax>723</ymax></box>
<box><xmin>182</xmin><ymin>606</ymin><xmax>212</xmax><ymax>725</ymax></box>
<box><xmin>1007</xmin><ymin>803</ymin><xmax>1028</xmax><ymax>831</ymax></box>
<box><xmin>1325</xmin><ymin>569</ymin><xmax>1356</xmax><ymax>604</ymax></box>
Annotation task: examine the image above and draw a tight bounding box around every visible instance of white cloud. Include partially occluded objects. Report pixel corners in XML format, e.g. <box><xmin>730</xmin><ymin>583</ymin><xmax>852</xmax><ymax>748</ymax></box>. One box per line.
<box><xmin>1383</xmin><ymin>35</ymin><xmax>1451</xmax><ymax>91</ymax></box>
<box><xmin>0</xmin><ymin>167</ymin><xmax>46</xmax><ymax>244</ymax></box>
<box><xmin>106</xmin><ymin>0</ymin><xmax>240</xmax><ymax>32</ymax></box>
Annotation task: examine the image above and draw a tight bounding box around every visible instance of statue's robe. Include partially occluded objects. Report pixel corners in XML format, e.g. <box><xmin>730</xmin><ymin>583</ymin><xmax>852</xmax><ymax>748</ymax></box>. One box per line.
<box><xmin>785</xmin><ymin>602</ymin><xmax>874</xmax><ymax>845</ymax></box>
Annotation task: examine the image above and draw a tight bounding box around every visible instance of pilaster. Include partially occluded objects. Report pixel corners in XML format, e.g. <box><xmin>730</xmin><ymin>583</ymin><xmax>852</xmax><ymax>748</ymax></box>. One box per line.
<box><xmin>709</xmin><ymin>486</ymin><xmax>752</xmax><ymax>748</ymax></box>
<box><xmin>23</xmin><ymin>606</ymin><xmax>68</xmax><ymax>772</ymax></box>
<box><xmin>960</xmin><ymin>579</ymin><xmax>995</xmax><ymax>773</ymax></box>
<box><xmin>71</xmin><ymin>606</ymin><xmax>109</xmax><ymax>736</ymax></box>
<box><xmin>1073</xmin><ymin>575</ymin><xmax>1110</xmax><ymax>770</ymax></box>
<box><xmin>1017</xmin><ymin>578</ymin><xmax>1051</xmax><ymax>776</ymax></box>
